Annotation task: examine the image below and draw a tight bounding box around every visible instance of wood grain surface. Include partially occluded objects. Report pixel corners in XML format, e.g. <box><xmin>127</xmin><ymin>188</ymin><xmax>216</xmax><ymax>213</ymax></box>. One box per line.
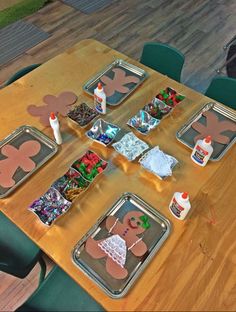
<box><xmin>1</xmin><ymin>0</ymin><xmax>236</xmax><ymax>92</ymax></box>
<box><xmin>0</xmin><ymin>39</ymin><xmax>235</xmax><ymax>311</ymax></box>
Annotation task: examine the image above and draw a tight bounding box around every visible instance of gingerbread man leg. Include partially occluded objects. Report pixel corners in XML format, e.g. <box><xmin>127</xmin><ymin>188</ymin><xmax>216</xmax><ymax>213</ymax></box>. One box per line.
<box><xmin>106</xmin><ymin>257</ymin><xmax>128</xmax><ymax>279</ymax></box>
<box><xmin>85</xmin><ymin>237</ymin><xmax>106</xmax><ymax>259</ymax></box>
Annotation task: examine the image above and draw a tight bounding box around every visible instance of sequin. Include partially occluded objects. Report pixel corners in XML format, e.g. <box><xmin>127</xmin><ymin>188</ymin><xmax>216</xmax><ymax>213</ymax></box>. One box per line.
<box><xmin>29</xmin><ymin>187</ymin><xmax>72</xmax><ymax>226</ymax></box>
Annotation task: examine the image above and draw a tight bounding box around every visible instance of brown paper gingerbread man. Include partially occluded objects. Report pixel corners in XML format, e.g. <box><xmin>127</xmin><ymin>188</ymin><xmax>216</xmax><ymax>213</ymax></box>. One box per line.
<box><xmin>0</xmin><ymin>140</ymin><xmax>41</xmax><ymax>188</ymax></box>
<box><xmin>85</xmin><ymin>211</ymin><xmax>150</xmax><ymax>279</ymax></box>
<box><xmin>100</xmin><ymin>68</ymin><xmax>140</xmax><ymax>97</ymax></box>
<box><xmin>192</xmin><ymin>110</ymin><xmax>236</xmax><ymax>144</ymax></box>
<box><xmin>27</xmin><ymin>91</ymin><xmax>77</xmax><ymax>126</ymax></box>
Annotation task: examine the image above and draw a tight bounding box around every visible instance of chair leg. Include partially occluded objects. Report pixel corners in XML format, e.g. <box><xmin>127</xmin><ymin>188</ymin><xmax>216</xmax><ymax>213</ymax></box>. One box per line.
<box><xmin>216</xmin><ymin>52</ymin><xmax>236</xmax><ymax>74</ymax></box>
<box><xmin>38</xmin><ymin>256</ymin><xmax>46</xmax><ymax>285</ymax></box>
<box><xmin>223</xmin><ymin>35</ymin><xmax>236</xmax><ymax>50</ymax></box>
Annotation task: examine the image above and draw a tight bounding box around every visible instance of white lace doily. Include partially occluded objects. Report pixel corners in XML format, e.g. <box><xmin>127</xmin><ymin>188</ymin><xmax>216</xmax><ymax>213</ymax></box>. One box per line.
<box><xmin>139</xmin><ymin>146</ymin><xmax>178</xmax><ymax>179</ymax></box>
<box><xmin>98</xmin><ymin>234</ymin><xmax>127</xmax><ymax>268</ymax></box>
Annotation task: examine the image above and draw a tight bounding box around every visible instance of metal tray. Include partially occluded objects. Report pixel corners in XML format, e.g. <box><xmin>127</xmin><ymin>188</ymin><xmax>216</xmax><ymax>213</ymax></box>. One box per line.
<box><xmin>176</xmin><ymin>102</ymin><xmax>236</xmax><ymax>161</ymax></box>
<box><xmin>83</xmin><ymin>59</ymin><xmax>148</xmax><ymax>106</ymax></box>
<box><xmin>0</xmin><ymin>126</ymin><xmax>58</xmax><ymax>198</ymax></box>
<box><xmin>72</xmin><ymin>192</ymin><xmax>171</xmax><ymax>298</ymax></box>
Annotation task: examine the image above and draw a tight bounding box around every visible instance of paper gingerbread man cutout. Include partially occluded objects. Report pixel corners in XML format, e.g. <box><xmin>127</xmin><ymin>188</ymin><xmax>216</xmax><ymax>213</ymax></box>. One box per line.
<box><xmin>192</xmin><ymin>110</ymin><xmax>236</xmax><ymax>144</ymax></box>
<box><xmin>100</xmin><ymin>68</ymin><xmax>140</xmax><ymax>97</ymax></box>
<box><xmin>85</xmin><ymin>211</ymin><xmax>149</xmax><ymax>279</ymax></box>
<box><xmin>27</xmin><ymin>91</ymin><xmax>77</xmax><ymax>126</ymax></box>
<box><xmin>0</xmin><ymin>140</ymin><xmax>41</xmax><ymax>188</ymax></box>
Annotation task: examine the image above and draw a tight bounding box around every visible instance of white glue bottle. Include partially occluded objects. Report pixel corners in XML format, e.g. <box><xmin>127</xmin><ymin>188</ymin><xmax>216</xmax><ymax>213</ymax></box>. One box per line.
<box><xmin>94</xmin><ymin>82</ymin><xmax>106</xmax><ymax>114</ymax></box>
<box><xmin>49</xmin><ymin>112</ymin><xmax>62</xmax><ymax>145</ymax></box>
<box><xmin>191</xmin><ymin>135</ymin><xmax>213</xmax><ymax>167</ymax></box>
<box><xmin>169</xmin><ymin>192</ymin><xmax>191</xmax><ymax>220</ymax></box>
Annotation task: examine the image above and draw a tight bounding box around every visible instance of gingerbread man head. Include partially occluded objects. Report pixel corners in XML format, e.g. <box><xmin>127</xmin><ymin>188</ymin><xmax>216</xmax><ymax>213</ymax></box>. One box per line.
<box><xmin>122</xmin><ymin>211</ymin><xmax>150</xmax><ymax>235</ymax></box>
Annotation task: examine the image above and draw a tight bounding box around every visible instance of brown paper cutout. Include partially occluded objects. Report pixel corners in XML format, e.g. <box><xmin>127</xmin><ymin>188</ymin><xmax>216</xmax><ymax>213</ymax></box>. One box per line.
<box><xmin>192</xmin><ymin>111</ymin><xmax>236</xmax><ymax>144</ymax></box>
<box><xmin>0</xmin><ymin>140</ymin><xmax>41</xmax><ymax>188</ymax></box>
<box><xmin>85</xmin><ymin>211</ymin><xmax>148</xmax><ymax>280</ymax></box>
<box><xmin>27</xmin><ymin>91</ymin><xmax>77</xmax><ymax>126</ymax></box>
<box><xmin>100</xmin><ymin>68</ymin><xmax>140</xmax><ymax>97</ymax></box>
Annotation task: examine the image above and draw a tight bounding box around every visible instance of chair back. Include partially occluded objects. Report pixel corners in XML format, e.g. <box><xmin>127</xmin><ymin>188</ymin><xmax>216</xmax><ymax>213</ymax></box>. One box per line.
<box><xmin>140</xmin><ymin>42</ymin><xmax>185</xmax><ymax>82</ymax></box>
<box><xmin>0</xmin><ymin>212</ymin><xmax>42</xmax><ymax>278</ymax></box>
<box><xmin>205</xmin><ymin>76</ymin><xmax>236</xmax><ymax>110</ymax></box>
<box><xmin>5</xmin><ymin>64</ymin><xmax>41</xmax><ymax>86</ymax></box>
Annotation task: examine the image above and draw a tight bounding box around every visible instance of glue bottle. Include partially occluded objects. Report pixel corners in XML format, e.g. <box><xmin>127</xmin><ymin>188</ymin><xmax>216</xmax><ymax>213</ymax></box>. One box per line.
<box><xmin>94</xmin><ymin>82</ymin><xmax>106</xmax><ymax>114</ymax></box>
<box><xmin>49</xmin><ymin>112</ymin><xmax>62</xmax><ymax>145</ymax></box>
<box><xmin>169</xmin><ymin>192</ymin><xmax>191</xmax><ymax>220</ymax></box>
<box><xmin>191</xmin><ymin>135</ymin><xmax>213</xmax><ymax>167</ymax></box>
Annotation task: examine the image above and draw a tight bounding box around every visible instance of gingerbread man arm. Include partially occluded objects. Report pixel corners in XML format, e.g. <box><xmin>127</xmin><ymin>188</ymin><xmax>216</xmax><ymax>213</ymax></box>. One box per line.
<box><xmin>129</xmin><ymin>240</ymin><xmax>148</xmax><ymax>257</ymax></box>
<box><xmin>105</xmin><ymin>215</ymin><xmax>119</xmax><ymax>232</ymax></box>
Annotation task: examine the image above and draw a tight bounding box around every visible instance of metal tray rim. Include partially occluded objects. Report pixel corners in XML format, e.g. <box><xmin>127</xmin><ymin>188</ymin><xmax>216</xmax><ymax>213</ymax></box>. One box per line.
<box><xmin>0</xmin><ymin>125</ymin><xmax>58</xmax><ymax>199</ymax></box>
<box><xmin>83</xmin><ymin>59</ymin><xmax>149</xmax><ymax>106</ymax></box>
<box><xmin>176</xmin><ymin>102</ymin><xmax>236</xmax><ymax>161</ymax></box>
<box><xmin>72</xmin><ymin>192</ymin><xmax>171</xmax><ymax>298</ymax></box>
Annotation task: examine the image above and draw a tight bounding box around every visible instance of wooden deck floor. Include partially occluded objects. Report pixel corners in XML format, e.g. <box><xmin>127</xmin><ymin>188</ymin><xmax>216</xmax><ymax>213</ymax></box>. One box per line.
<box><xmin>0</xmin><ymin>0</ymin><xmax>235</xmax><ymax>310</ymax></box>
<box><xmin>0</xmin><ymin>0</ymin><xmax>236</xmax><ymax>91</ymax></box>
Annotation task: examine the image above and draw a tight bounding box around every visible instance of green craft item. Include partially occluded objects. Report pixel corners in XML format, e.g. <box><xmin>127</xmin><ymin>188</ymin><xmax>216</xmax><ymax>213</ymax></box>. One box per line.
<box><xmin>95</xmin><ymin>160</ymin><xmax>102</xmax><ymax>169</ymax></box>
<box><xmin>140</xmin><ymin>215</ymin><xmax>151</xmax><ymax>229</ymax></box>
<box><xmin>86</xmin><ymin>173</ymin><xmax>93</xmax><ymax>181</ymax></box>
<box><xmin>176</xmin><ymin>94</ymin><xmax>185</xmax><ymax>101</ymax></box>
<box><xmin>91</xmin><ymin>167</ymin><xmax>98</xmax><ymax>178</ymax></box>
<box><xmin>79</xmin><ymin>163</ymin><xmax>86</xmax><ymax>171</ymax></box>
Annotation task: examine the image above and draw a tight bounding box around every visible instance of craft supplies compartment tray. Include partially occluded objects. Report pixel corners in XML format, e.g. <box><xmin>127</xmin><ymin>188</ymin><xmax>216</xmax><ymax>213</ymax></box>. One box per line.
<box><xmin>176</xmin><ymin>102</ymin><xmax>236</xmax><ymax>161</ymax></box>
<box><xmin>0</xmin><ymin>125</ymin><xmax>58</xmax><ymax>198</ymax></box>
<box><xmin>72</xmin><ymin>192</ymin><xmax>171</xmax><ymax>298</ymax></box>
<box><xmin>67</xmin><ymin>103</ymin><xmax>99</xmax><ymax>128</ymax></box>
<box><xmin>83</xmin><ymin>59</ymin><xmax>148</xmax><ymax>106</ymax></box>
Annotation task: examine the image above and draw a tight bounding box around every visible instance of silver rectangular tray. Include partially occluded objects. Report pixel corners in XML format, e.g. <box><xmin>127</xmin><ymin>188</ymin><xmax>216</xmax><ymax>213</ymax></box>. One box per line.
<box><xmin>0</xmin><ymin>126</ymin><xmax>58</xmax><ymax>198</ymax></box>
<box><xmin>176</xmin><ymin>102</ymin><xmax>236</xmax><ymax>161</ymax></box>
<box><xmin>72</xmin><ymin>192</ymin><xmax>171</xmax><ymax>298</ymax></box>
<box><xmin>83</xmin><ymin>59</ymin><xmax>148</xmax><ymax>106</ymax></box>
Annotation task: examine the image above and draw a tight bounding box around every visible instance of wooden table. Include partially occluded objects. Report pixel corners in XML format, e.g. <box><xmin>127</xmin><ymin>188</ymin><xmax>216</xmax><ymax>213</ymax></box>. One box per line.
<box><xmin>0</xmin><ymin>39</ymin><xmax>235</xmax><ymax>311</ymax></box>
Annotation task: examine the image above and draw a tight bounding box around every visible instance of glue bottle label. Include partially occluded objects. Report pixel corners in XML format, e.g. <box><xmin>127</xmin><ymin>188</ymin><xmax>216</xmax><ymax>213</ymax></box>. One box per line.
<box><xmin>192</xmin><ymin>145</ymin><xmax>208</xmax><ymax>164</ymax></box>
<box><xmin>94</xmin><ymin>94</ymin><xmax>103</xmax><ymax>113</ymax></box>
<box><xmin>170</xmin><ymin>197</ymin><xmax>185</xmax><ymax>218</ymax></box>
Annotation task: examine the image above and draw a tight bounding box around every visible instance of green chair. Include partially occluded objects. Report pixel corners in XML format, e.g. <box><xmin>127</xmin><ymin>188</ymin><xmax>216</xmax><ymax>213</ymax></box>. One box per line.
<box><xmin>0</xmin><ymin>212</ymin><xmax>46</xmax><ymax>284</ymax></box>
<box><xmin>140</xmin><ymin>42</ymin><xmax>185</xmax><ymax>82</ymax></box>
<box><xmin>4</xmin><ymin>64</ymin><xmax>41</xmax><ymax>86</ymax></box>
<box><xmin>16</xmin><ymin>266</ymin><xmax>104</xmax><ymax>312</ymax></box>
<box><xmin>205</xmin><ymin>76</ymin><xmax>236</xmax><ymax>110</ymax></box>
